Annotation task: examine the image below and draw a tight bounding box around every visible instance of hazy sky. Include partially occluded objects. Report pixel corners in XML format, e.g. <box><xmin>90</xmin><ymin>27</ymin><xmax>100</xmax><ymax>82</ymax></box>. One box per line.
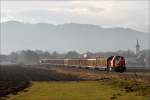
<box><xmin>1</xmin><ymin>1</ymin><xmax>150</xmax><ymax>33</ymax></box>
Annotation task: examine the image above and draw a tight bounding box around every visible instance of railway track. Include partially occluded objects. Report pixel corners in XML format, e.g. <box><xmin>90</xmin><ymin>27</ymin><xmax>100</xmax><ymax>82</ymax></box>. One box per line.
<box><xmin>25</xmin><ymin>64</ymin><xmax>150</xmax><ymax>82</ymax></box>
<box><xmin>0</xmin><ymin>64</ymin><xmax>150</xmax><ymax>82</ymax></box>
<box><xmin>27</xmin><ymin>63</ymin><xmax>150</xmax><ymax>72</ymax></box>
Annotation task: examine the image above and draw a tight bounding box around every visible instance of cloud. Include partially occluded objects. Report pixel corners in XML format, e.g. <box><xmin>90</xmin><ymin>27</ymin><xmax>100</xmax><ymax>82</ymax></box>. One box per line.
<box><xmin>1</xmin><ymin>1</ymin><xmax>149</xmax><ymax>32</ymax></box>
<box><xmin>87</xmin><ymin>6</ymin><xmax>106</xmax><ymax>13</ymax></box>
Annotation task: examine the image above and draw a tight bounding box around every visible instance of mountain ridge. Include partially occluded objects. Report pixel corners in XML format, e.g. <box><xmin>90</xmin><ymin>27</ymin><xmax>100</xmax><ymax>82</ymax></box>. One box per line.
<box><xmin>1</xmin><ymin>20</ymin><xmax>149</xmax><ymax>34</ymax></box>
<box><xmin>1</xmin><ymin>21</ymin><xmax>149</xmax><ymax>54</ymax></box>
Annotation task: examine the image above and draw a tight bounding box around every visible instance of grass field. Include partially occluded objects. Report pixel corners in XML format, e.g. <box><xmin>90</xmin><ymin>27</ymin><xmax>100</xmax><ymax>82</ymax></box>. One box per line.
<box><xmin>8</xmin><ymin>81</ymin><xmax>147</xmax><ymax>100</ymax></box>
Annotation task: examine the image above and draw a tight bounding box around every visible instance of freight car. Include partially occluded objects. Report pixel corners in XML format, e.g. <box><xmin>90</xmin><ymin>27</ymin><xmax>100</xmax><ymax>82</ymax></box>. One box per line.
<box><xmin>40</xmin><ymin>56</ymin><xmax>126</xmax><ymax>72</ymax></box>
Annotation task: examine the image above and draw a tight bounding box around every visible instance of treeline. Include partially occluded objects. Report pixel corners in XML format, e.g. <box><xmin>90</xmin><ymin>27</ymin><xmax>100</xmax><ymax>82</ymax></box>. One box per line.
<box><xmin>0</xmin><ymin>49</ymin><xmax>149</xmax><ymax>66</ymax></box>
<box><xmin>1</xmin><ymin>50</ymin><xmax>80</xmax><ymax>64</ymax></box>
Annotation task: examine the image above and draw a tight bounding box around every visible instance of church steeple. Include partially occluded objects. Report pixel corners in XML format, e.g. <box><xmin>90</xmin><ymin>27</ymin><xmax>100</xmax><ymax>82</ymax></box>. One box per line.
<box><xmin>136</xmin><ymin>39</ymin><xmax>140</xmax><ymax>55</ymax></box>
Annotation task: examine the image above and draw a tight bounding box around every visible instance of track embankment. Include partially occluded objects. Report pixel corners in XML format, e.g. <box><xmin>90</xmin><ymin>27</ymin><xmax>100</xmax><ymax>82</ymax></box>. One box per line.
<box><xmin>28</xmin><ymin>64</ymin><xmax>150</xmax><ymax>82</ymax></box>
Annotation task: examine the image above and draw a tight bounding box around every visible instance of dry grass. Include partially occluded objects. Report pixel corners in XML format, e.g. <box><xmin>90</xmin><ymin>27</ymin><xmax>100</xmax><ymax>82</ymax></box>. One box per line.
<box><xmin>8</xmin><ymin>81</ymin><xmax>147</xmax><ymax>100</ymax></box>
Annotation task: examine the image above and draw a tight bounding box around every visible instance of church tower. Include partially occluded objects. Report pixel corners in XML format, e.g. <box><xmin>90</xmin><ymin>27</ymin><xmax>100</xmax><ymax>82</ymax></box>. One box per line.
<box><xmin>136</xmin><ymin>39</ymin><xmax>140</xmax><ymax>55</ymax></box>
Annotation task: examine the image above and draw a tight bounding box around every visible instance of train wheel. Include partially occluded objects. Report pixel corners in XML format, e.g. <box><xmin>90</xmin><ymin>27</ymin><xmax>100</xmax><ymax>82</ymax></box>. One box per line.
<box><xmin>110</xmin><ymin>67</ymin><xmax>113</xmax><ymax>72</ymax></box>
<box><xmin>124</xmin><ymin>67</ymin><xmax>126</xmax><ymax>72</ymax></box>
<box><xmin>120</xmin><ymin>66</ymin><xmax>125</xmax><ymax>73</ymax></box>
<box><xmin>115</xmin><ymin>67</ymin><xmax>119</xmax><ymax>72</ymax></box>
<box><xmin>120</xmin><ymin>67</ymin><xmax>122</xmax><ymax>73</ymax></box>
<box><xmin>120</xmin><ymin>67</ymin><xmax>126</xmax><ymax>72</ymax></box>
<box><xmin>106</xmin><ymin>67</ymin><xmax>110</xmax><ymax>72</ymax></box>
<box><xmin>115</xmin><ymin>67</ymin><xmax>125</xmax><ymax>72</ymax></box>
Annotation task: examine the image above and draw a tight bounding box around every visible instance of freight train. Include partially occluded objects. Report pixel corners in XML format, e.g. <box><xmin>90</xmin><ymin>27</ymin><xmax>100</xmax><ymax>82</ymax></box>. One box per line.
<box><xmin>40</xmin><ymin>56</ymin><xmax>126</xmax><ymax>72</ymax></box>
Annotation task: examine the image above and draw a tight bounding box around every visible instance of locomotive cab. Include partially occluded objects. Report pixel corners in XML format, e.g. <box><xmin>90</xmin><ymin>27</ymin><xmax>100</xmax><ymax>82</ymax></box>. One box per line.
<box><xmin>107</xmin><ymin>56</ymin><xmax>126</xmax><ymax>72</ymax></box>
